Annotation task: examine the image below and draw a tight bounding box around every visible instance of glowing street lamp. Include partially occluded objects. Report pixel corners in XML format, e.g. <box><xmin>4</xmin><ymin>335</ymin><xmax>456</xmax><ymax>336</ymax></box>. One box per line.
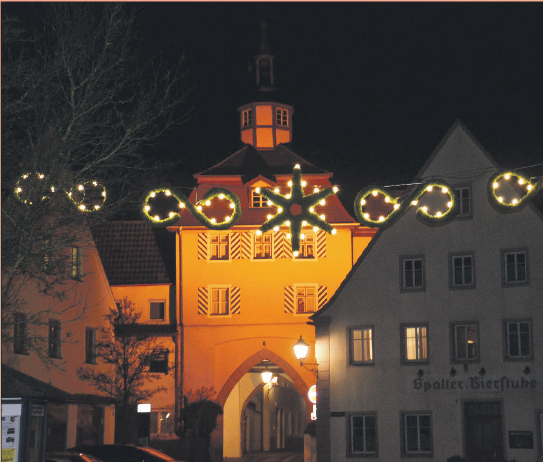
<box><xmin>261</xmin><ymin>370</ymin><xmax>273</xmax><ymax>384</ymax></box>
<box><xmin>293</xmin><ymin>335</ymin><xmax>309</xmax><ymax>366</ymax></box>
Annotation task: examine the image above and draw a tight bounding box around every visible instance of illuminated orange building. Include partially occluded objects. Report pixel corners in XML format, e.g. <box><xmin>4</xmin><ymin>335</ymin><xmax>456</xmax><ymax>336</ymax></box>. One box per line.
<box><xmin>168</xmin><ymin>24</ymin><xmax>376</xmax><ymax>459</ymax></box>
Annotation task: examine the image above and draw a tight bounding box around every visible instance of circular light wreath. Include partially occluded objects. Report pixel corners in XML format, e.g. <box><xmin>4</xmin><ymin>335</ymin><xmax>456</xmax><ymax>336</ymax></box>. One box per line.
<box><xmin>141</xmin><ymin>186</ymin><xmax>242</xmax><ymax>230</ymax></box>
<box><xmin>14</xmin><ymin>173</ymin><xmax>106</xmax><ymax>212</ymax></box>
<box><xmin>488</xmin><ymin>171</ymin><xmax>543</xmax><ymax>213</ymax></box>
<box><xmin>66</xmin><ymin>180</ymin><xmax>107</xmax><ymax>212</ymax></box>
<box><xmin>14</xmin><ymin>172</ymin><xmax>52</xmax><ymax>205</ymax></box>
<box><xmin>355</xmin><ymin>181</ymin><xmax>457</xmax><ymax>228</ymax></box>
<box><xmin>257</xmin><ymin>164</ymin><xmax>338</xmax><ymax>254</ymax></box>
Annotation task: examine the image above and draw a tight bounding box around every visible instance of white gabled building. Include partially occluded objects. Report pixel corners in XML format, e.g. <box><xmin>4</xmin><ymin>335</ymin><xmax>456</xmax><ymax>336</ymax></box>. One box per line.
<box><xmin>311</xmin><ymin>121</ymin><xmax>543</xmax><ymax>462</ymax></box>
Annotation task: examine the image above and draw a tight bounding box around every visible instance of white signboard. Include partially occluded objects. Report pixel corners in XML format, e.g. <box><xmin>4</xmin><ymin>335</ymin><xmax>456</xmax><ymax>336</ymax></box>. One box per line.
<box><xmin>2</xmin><ymin>403</ymin><xmax>22</xmax><ymax>462</ymax></box>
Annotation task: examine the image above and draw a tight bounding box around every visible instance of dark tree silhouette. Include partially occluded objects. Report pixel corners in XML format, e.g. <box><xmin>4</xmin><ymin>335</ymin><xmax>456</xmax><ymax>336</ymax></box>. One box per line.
<box><xmin>1</xmin><ymin>3</ymin><xmax>191</xmax><ymax>361</ymax></box>
<box><xmin>78</xmin><ymin>298</ymin><xmax>169</xmax><ymax>443</ymax></box>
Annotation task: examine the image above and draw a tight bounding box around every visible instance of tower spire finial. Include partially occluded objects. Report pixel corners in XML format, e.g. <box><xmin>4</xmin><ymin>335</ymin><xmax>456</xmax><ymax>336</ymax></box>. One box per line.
<box><xmin>259</xmin><ymin>20</ymin><xmax>270</xmax><ymax>54</ymax></box>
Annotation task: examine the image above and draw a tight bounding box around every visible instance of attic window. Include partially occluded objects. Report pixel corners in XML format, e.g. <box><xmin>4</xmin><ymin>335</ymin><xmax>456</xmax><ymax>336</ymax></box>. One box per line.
<box><xmin>243</xmin><ymin>109</ymin><xmax>253</xmax><ymax>127</ymax></box>
<box><xmin>276</xmin><ymin>108</ymin><xmax>288</xmax><ymax>126</ymax></box>
<box><xmin>251</xmin><ymin>189</ymin><xmax>270</xmax><ymax>208</ymax></box>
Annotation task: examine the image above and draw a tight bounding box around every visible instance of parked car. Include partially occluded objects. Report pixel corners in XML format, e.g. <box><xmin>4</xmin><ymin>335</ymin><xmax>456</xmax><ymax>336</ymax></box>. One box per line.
<box><xmin>46</xmin><ymin>452</ymin><xmax>104</xmax><ymax>462</ymax></box>
<box><xmin>67</xmin><ymin>445</ymin><xmax>183</xmax><ymax>462</ymax></box>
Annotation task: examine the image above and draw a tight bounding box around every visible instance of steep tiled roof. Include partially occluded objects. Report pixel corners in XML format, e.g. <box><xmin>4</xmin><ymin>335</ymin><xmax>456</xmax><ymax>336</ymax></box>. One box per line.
<box><xmin>92</xmin><ymin>221</ymin><xmax>173</xmax><ymax>286</ymax></box>
<box><xmin>196</xmin><ymin>144</ymin><xmax>330</xmax><ymax>179</ymax></box>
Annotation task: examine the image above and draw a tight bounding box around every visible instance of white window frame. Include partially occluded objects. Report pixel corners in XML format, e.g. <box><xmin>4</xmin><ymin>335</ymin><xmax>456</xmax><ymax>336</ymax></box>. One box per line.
<box><xmin>149</xmin><ymin>300</ymin><xmax>166</xmax><ymax>321</ymax></box>
<box><xmin>402</xmin><ymin>324</ymin><xmax>428</xmax><ymax>364</ymax></box>
<box><xmin>150</xmin><ymin>409</ymin><xmax>174</xmax><ymax>436</ymax></box>
<box><xmin>251</xmin><ymin>189</ymin><xmax>270</xmax><ymax>208</ymax></box>
<box><xmin>455</xmin><ymin>187</ymin><xmax>471</xmax><ymax>217</ymax></box>
<box><xmin>254</xmin><ymin>233</ymin><xmax>273</xmax><ymax>260</ymax></box>
<box><xmin>349</xmin><ymin>327</ymin><xmax>374</xmax><ymax>365</ymax></box>
<box><xmin>294</xmin><ymin>284</ymin><xmax>317</xmax><ymax>314</ymax></box>
<box><xmin>504</xmin><ymin>319</ymin><xmax>532</xmax><ymax>359</ymax></box>
<box><xmin>451</xmin><ymin>253</ymin><xmax>474</xmax><ymax>287</ymax></box>
<box><xmin>242</xmin><ymin>109</ymin><xmax>252</xmax><ymax>127</ymax></box>
<box><xmin>402</xmin><ymin>412</ymin><xmax>432</xmax><ymax>455</ymax></box>
<box><xmin>210</xmin><ymin>234</ymin><xmax>230</xmax><ymax>261</ymax></box>
<box><xmin>401</xmin><ymin>256</ymin><xmax>424</xmax><ymax>290</ymax></box>
<box><xmin>350</xmin><ymin>413</ymin><xmax>377</xmax><ymax>455</ymax></box>
<box><xmin>295</xmin><ymin>233</ymin><xmax>315</xmax><ymax>260</ymax></box>
<box><xmin>210</xmin><ymin>286</ymin><xmax>230</xmax><ymax>316</ymax></box>
<box><xmin>503</xmin><ymin>250</ymin><xmax>528</xmax><ymax>284</ymax></box>
<box><xmin>276</xmin><ymin>108</ymin><xmax>288</xmax><ymax>126</ymax></box>
<box><xmin>452</xmin><ymin>322</ymin><xmax>479</xmax><ymax>362</ymax></box>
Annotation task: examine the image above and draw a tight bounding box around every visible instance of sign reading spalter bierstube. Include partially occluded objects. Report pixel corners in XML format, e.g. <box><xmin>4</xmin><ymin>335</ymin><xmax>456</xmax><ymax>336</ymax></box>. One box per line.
<box><xmin>409</xmin><ymin>375</ymin><xmax>541</xmax><ymax>393</ymax></box>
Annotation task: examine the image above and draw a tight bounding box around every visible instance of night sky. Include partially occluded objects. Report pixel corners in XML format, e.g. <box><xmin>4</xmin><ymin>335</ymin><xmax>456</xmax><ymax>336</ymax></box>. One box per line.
<box><xmin>135</xmin><ymin>2</ymin><xmax>543</xmax><ymax>199</ymax></box>
<box><xmin>5</xmin><ymin>2</ymin><xmax>543</xmax><ymax>208</ymax></box>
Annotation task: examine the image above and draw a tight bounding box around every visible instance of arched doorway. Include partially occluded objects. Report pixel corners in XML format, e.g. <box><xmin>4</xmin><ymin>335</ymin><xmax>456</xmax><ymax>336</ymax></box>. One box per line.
<box><xmin>218</xmin><ymin>349</ymin><xmax>310</xmax><ymax>458</ymax></box>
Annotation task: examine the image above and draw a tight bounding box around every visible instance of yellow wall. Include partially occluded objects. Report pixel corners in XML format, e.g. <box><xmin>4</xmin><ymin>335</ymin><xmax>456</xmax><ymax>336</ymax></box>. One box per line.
<box><xmin>179</xmin><ymin>226</ymin><xmax>361</xmax><ymax>399</ymax></box>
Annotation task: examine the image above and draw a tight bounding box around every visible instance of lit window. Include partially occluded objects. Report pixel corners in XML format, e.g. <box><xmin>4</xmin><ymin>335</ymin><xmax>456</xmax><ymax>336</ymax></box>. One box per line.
<box><xmin>150</xmin><ymin>410</ymin><xmax>173</xmax><ymax>435</ymax></box>
<box><xmin>402</xmin><ymin>257</ymin><xmax>424</xmax><ymax>289</ymax></box>
<box><xmin>49</xmin><ymin>319</ymin><xmax>61</xmax><ymax>359</ymax></box>
<box><xmin>403</xmin><ymin>325</ymin><xmax>428</xmax><ymax>363</ymax></box>
<box><xmin>350</xmin><ymin>327</ymin><xmax>373</xmax><ymax>364</ymax></box>
<box><xmin>14</xmin><ymin>313</ymin><xmax>28</xmax><ymax>355</ymax></box>
<box><xmin>296</xmin><ymin>287</ymin><xmax>316</xmax><ymax>314</ymax></box>
<box><xmin>503</xmin><ymin>250</ymin><xmax>528</xmax><ymax>284</ymax></box>
<box><xmin>454</xmin><ymin>187</ymin><xmax>471</xmax><ymax>217</ymax></box>
<box><xmin>85</xmin><ymin>327</ymin><xmax>97</xmax><ymax>364</ymax></box>
<box><xmin>402</xmin><ymin>413</ymin><xmax>432</xmax><ymax>455</ymax></box>
<box><xmin>150</xmin><ymin>351</ymin><xmax>169</xmax><ymax>374</ymax></box>
<box><xmin>452</xmin><ymin>254</ymin><xmax>474</xmax><ymax>287</ymax></box>
<box><xmin>243</xmin><ymin>109</ymin><xmax>252</xmax><ymax>127</ymax></box>
<box><xmin>350</xmin><ymin>414</ymin><xmax>377</xmax><ymax>455</ymax></box>
<box><xmin>296</xmin><ymin>233</ymin><xmax>315</xmax><ymax>259</ymax></box>
<box><xmin>254</xmin><ymin>233</ymin><xmax>272</xmax><ymax>259</ymax></box>
<box><xmin>210</xmin><ymin>234</ymin><xmax>229</xmax><ymax>260</ymax></box>
<box><xmin>71</xmin><ymin>247</ymin><xmax>82</xmax><ymax>279</ymax></box>
<box><xmin>505</xmin><ymin>320</ymin><xmax>532</xmax><ymax>359</ymax></box>
<box><xmin>276</xmin><ymin>108</ymin><xmax>288</xmax><ymax>126</ymax></box>
<box><xmin>211</xmin><ymin>288</ymin><xmax>229</xmax><ymax>315</ymax></box>
<box><xmin>452</xmin><ymin>323</ymin><xmax>478</xmax><ymax>361</ymax></box>
<box><xmin>150</xmin><ymin>301</ymin><xmax>165</xmax><ymax>321</ymax></box>
<box><xmin>251</xmin><ymin>189</ymin><xmax>269</xmax><ymax>208</ymax></box>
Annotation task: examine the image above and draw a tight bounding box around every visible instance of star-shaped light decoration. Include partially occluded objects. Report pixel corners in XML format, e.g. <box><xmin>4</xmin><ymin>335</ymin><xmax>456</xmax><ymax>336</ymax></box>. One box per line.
<box><xmin>257</xmin><ymin>164</ymin><xmax>338</xmax><ymax>255</ymax></box>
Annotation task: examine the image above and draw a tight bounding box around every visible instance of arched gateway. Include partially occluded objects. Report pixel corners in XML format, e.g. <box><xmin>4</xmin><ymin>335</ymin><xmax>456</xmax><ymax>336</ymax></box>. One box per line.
<box><xmin>216</xmin><ymin>348</ymin><xmax>311</xmax><ymax>459</ymax></box>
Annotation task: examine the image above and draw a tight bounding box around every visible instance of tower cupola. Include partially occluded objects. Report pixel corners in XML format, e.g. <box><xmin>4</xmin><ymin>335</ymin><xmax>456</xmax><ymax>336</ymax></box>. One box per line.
<box><xmin>238</xmin><ymin>21</ymin><xmax>294</xmax><ymax>150</ymax></box>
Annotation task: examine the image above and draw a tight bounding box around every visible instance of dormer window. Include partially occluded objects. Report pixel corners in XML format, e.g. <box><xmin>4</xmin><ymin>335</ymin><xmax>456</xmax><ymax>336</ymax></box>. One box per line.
<box><xmin>251</xmin><ymin>189</ymin><xmax>270</xmax><ymax>208</ymax></box>
<box><xmin>243</xmin><ymin>109</ymin><xmax>253</xmax><ymax>127</ymax></box>
<box><xmin>276</xmin><ymin>108</ymin><xmax>288</xmax><ymax>126</ymax></box>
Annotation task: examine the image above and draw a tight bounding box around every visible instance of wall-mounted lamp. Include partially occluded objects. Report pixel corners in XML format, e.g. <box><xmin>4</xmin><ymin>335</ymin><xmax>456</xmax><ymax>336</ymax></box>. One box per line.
<box><xmin>450</xmin><ymin>367</ymin><xmax>457</xmax><ymax>377</ymax></box>
<box><xmin>417</xmin><ymin>369</ymin><xmax>424</xmax><ymax>378</ymax></box>
<box><xmin>293</xmin><ymin>335</ymin><xmax>309</xmax><ymax>366</ymax></box>
<box><xmin>523</xmin><ymin>366</ymin><xmax>531</xmax><ymax>375</ymax></box>
<box><xmin>293</xmin><ymin>335</ymin><xmax>318</xmax><ymax>377</ymax></box>
<box><xmin>478</xmin><ymin>367</ymin><xmax>486</xmax><ymax>377</ymax></box>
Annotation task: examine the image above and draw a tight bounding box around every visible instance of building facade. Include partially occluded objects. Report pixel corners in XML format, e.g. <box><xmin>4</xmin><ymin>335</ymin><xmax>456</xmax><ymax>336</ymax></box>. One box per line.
<box><xmin>166</xmin><ymin>25</ymin><xmax>376</xmax><ymax>459</ymax></box>
<box><xmin>311</xmin><ymin>122</ymin><xmax>543</xmax><ymax>462</ymax></box>
<box><xmin>2</xmin><ymin>229</ymin><xmax>117</xmax><ymax>460</ymax></box>
<box><xmin>92</xmin><ymin>221</ymin><xmax>178</xmax><ymax>445</ymax></box>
